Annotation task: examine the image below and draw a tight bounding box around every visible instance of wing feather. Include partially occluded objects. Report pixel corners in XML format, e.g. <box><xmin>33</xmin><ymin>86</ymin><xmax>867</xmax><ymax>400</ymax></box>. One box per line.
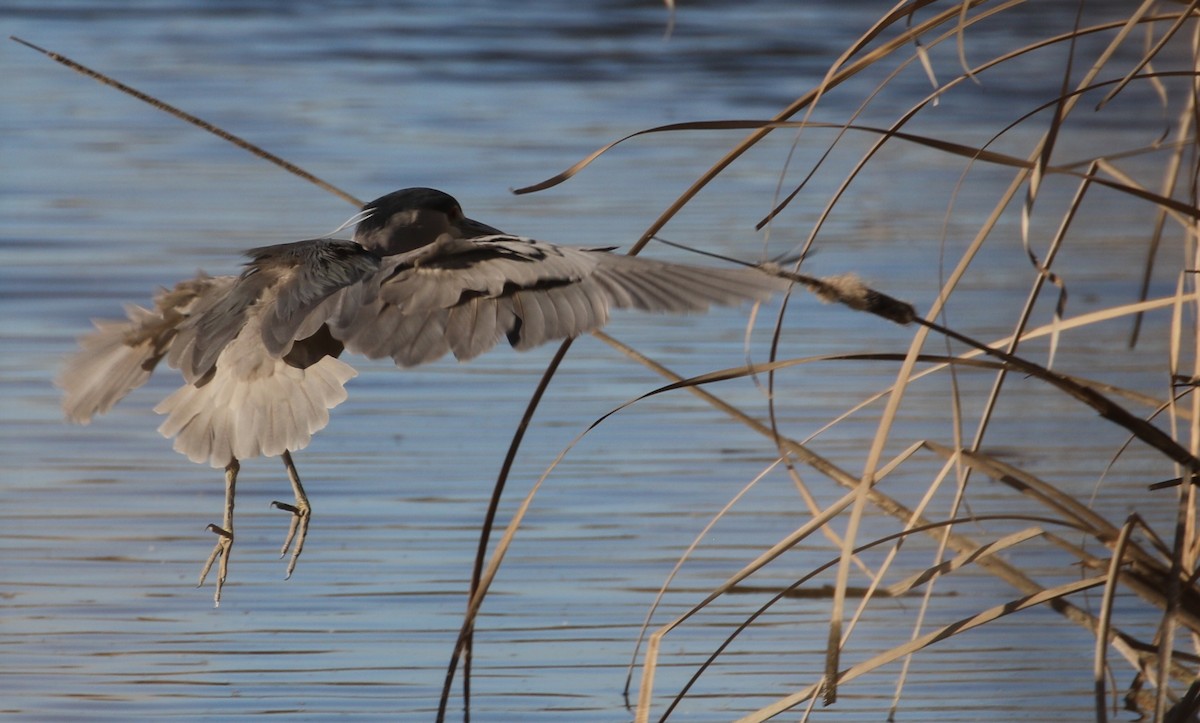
<box><xmin>393</xmin><ymin>308</ymin><xmax>452</xmax><ymax>367</ymax></box>
<box><xmin>446</xmin><ymin>296</ymin><xmax>503</xmax><ymax>361</ymax></box>
<box><xmin>168</xmin><ymin>239</ymin><xmax>377</xmax><ymax>382</ymax></box>
<box><xmin>509</xmin><ymin>288</ymin><xmax>545</xmax><ymax>350</ymax></box>
<box><xmin>59</xmin><ymin>274</ymin><xmax>235</xmax><ymax>423</ymax></box>
<box><xmin>323</xmin><ymin>234</ymin><xmax>786</xmax><ymax>365</ymax></box>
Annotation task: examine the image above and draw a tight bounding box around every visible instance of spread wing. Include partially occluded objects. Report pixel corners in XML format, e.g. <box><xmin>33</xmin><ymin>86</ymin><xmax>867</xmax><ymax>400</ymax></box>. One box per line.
<box><xmin>176</xmin><ymin>234</ymin><xmax>787</xmax><ymax>376</ymax></box>
<box><xmin>58</xmin><ymin>274</ymin><xmax>236</xmax><ymax>423</ymax></box>
<box><xmin>168</xmin><ymin>239</ymin><xmax>380</xmax><ymax>383</ymax></box>
<box><xmin>326</xmin><ymin>234</ymin><xmax>789</xmax><ymax>367</ymax></box>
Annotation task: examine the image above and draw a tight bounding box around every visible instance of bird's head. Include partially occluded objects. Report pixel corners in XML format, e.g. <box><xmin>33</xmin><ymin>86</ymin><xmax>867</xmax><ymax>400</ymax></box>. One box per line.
<box><xmin>353</xmin><ymin>187</ymin><xmax>504</xmax><ymax>255</ymax></box>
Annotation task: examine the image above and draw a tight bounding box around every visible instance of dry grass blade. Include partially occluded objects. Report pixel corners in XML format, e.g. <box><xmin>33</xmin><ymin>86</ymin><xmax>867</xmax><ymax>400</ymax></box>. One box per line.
<box><xmin>1130</xmin><ymin>97</ymin><xmax>1194</xmax><ymax>346</ymax></box>
<box><xmin>512</xmin><ymin>120</ymin><xmax>784</xmax><ymax>195</ymax></box>
<box><xmin>1095</xmin><ymin>516</ymin><xmax>1137</xmax><ymax>723</ymax></box>
<box><xmin>516</xmin><ymin>116</ymin><xmax>1200</xmax><ymax>222</ymax></box>
<box><xmin>1095</xmin><ymin>0</ymin><xmax>1199</xmax><ymax>109</ymax></box>
<box><xmin>882</xmin><ymin>453</ymin><xmax>970</xmax><ymax>719</ymax></box>
<box><xmin>883</xmin><ymin>292</ymin><xmax>1198</xmax><ymax>421</ymax></box>
<box><xmin>737</xmin><ymin>577</ymin><xmax>1109</xmax><ymax>722</ymax></box>
<box><xmin>758</xmin><ymin>264</ymin><xmax>1200</xmax><ymax>473</ymax></box>
<box><xmin>765</xmin><ymin>38</ymin><xmax>1198</xmax><ymax>238</ymax></box>
<box><xmin>885</xmin><ymin>526</ymin><xmax>1046</xmax><ymax>597</ymax></box>
<box><xmin>652</xmin><ymin>516</ymin><xmax>1078</xmax><ymax>722</ymax></box>
<box><xmin>915</xmin><ymin>317</ymin><xmax>1200</xmax><ymax>470</ymax></box>
<box><xmin>927</xmin><ymin>443</ymin><xmax>1122</xmax><ymax>538</ymax></box>
<box><xmin>622</xmin><ymin>0</ymin><xmax>1000</xmax><ymax>257</ymax></box>
<box><xmin>776</xmin><ymin>303</ymin><xmax>1193</xmax><ymax>475</ymax></box>
<box><xmin>621</xmin><ymin>459</ymin><xmax>788</xmax><ymax>701</ymax></box>
<box><xmin>927</xmin><ymin>443</ymin><xmax>1200</xmax><ymax>636</ymax></box>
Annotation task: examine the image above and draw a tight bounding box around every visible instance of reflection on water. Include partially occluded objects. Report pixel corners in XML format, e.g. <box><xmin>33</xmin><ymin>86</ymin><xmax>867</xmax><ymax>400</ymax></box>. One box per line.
<box><xmin>0</xmin><ymin>1</ymin><xmax>1177</xmax><ymax>719</ymax></box>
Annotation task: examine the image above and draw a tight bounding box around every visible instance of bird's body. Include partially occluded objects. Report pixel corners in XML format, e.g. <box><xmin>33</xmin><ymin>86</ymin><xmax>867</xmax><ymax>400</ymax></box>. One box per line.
<box><xmin>59</xmin><ymin>187</ymin><xmax>787</xmax><ymax>604</ymax></box>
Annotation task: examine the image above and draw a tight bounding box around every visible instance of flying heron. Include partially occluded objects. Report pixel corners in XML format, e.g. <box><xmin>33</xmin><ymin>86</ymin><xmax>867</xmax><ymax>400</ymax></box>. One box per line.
<box><xmin>59</xmin><ymin>187</ymin><xmax>789</xmax><ymax>605</ymax></box>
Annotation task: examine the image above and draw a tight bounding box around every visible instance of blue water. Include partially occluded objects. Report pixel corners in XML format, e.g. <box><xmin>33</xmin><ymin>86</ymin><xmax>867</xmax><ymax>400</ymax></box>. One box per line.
<box><xmin>0</xmin><ymin>1</ymin><xmax>1184</xmax><ymax>720</ymax></box>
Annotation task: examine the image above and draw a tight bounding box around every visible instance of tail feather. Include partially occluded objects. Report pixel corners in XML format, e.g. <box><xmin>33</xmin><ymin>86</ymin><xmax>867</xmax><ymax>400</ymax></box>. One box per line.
<box><xmin>154</xmin><ymin>354</ymin><xmax>355</xmax><ymax>468</ymax></box>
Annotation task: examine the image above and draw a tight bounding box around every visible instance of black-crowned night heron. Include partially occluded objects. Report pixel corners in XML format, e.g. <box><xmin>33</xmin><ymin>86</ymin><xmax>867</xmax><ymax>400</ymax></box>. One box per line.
<box><xmin>59</xmin><ymin>187</ymin><xmax>789</xmax><ymax>605</ymax></box>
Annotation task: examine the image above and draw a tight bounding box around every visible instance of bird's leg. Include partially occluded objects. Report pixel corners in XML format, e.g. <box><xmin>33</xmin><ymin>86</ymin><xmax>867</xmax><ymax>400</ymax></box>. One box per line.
<box><xmin>198</xmin><ymin>458</ymin><xmax>238</xmax><ymax>607</ymax></box>
<box><xmin>270</xmin><ymin>449</ymin><xmax>310</xmax><ymax>579</ymax></box>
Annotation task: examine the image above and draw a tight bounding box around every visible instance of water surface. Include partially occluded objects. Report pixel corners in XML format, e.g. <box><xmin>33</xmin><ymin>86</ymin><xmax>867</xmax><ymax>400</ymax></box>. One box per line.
<box><xmin>1</xmin><ymin>2</ymin><xmax>1180</xmax><ymax>720</ymax></box>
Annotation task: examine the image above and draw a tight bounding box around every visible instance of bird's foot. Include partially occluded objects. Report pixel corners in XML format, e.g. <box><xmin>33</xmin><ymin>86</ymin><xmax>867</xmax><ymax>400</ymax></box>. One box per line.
<box><xmin>270</xmin><ymin>499</ymin><xmax>310</xmax><ymax>579</ymax></box>
<box><xmin>198</xmin><ymin>523</ymin><xmax>233</xmax><ymax>607</ymax></box>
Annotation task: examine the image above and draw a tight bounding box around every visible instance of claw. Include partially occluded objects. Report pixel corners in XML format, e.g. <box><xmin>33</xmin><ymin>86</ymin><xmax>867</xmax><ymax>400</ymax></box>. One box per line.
<box><xmin>271</xmin><ymin>499</ymin><xmax>310</xmax><ymax>579</ymax></box>
<box><xmin>276</xmin><ymin>450</ymin><xmax>311</xmax><ymax>580</ymax></box>
<box><xmin>198</xmin><ymin>460</ymin><xmax>240</xmax><ymax>607</ymax></box>
<box><xmin>197</xmin><ymin>523</ymin><xmax>233</xmax><ymax>607</ymax></box>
